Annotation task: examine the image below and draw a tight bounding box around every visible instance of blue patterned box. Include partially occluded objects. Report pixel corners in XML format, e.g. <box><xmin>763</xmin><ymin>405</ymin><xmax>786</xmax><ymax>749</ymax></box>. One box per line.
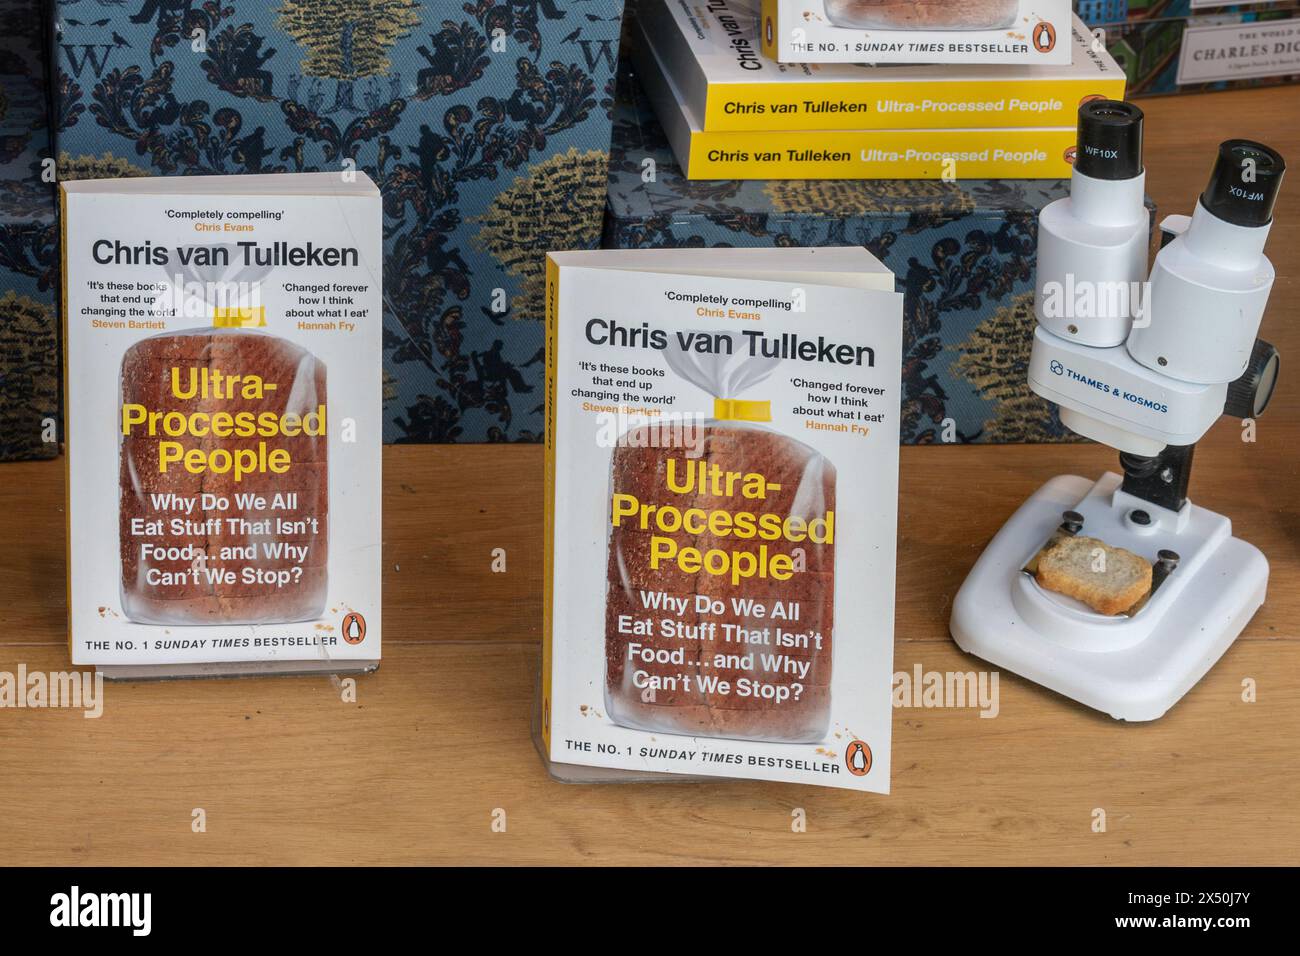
<box><xmin>0</xmin><ymin>0</ymin><xmax>57</xmax><ymax>461</ymax></box>
<box><xmin>604</xmin><ymin>69</ymin><xmax>1084</xmax><ymax>445</ymax></box>
<box><xmin>53</xmin><ymin>0</ymin><xmax>625</xmax><ymax>443</ymax></box>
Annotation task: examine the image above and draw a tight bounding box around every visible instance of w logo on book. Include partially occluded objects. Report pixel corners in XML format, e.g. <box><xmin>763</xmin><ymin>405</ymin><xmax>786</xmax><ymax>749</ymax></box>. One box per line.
<box><xmin>566</xmin><ymin>37</ymin><xmax>619</xmax><ymax>72</ymax></box>
<box><xmin>59</xmin><ymin>43</ymin><xmax>117</xmax><ymax>79</ymax></box>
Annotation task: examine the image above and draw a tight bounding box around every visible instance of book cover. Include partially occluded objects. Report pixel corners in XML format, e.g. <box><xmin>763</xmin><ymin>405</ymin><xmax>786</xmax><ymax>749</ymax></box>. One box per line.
<box><xmin>62</xmin><ymin>172</ymin><xmax>382</xmax><ymax>674</ymax></box>
<box><xmin>759</xmin><ymin>0</ymin><xmax>1075</xmax><ymax>64</ymax></box>
<box><xmin>646</xmin><ymin>1</ymin><xmax>1124</xmax><ymax>131</ymax></box>
<box><xmin>1105</xmin><ymin>7</ymin><xmax>1300</xmax><ymax>98</ymax></box>
<box><xmin>638</xmin><ymin>22</ymin><xmax>1079</xmax><ymax>179</ymax></box>
<box><xmin>603</xmin><ymin>67</ymin><xmax>1094</xmax><ymax>447</ymax></box>
<box><xmin>542</xmin><ymin>247</ymin><xmax>902</xmax><ymax>791</ymax></box>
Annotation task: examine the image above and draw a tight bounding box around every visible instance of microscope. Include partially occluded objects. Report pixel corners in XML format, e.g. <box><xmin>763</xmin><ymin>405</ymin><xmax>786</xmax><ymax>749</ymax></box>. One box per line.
<box><xmin>950</xmin><ymin>101</ymin><xmax>1285</xmax><ymax>721</ymax></box>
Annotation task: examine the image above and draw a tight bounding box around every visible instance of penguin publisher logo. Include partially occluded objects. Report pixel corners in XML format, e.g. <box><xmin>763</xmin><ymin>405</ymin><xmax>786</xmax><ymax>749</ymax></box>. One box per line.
<box><xmin>846</xmin><ymin>740</ymin><xmax>872</xmax><ymax>776</ymax></box>
<box><xmin>1033</xmin><ymin>21</ymin><xmax>1057</xmax><ymax>54</ymax></box>
<box><xmin>342</xmin><ymin>611</ymin><xmax>366</xmax><ymax>645</ymax></box>
<box><xmin>765</xmin><ymin>17</ymin><xmax>773</xmax><ymax>46</ymax></box>
<box><xmin>1064</xmin><ymin>145</ymin><xmax>1078</xmax><ymax>165</ymax></box>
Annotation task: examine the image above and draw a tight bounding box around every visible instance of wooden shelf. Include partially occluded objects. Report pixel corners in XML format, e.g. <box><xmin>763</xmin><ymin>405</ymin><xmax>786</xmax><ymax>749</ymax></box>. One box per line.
<box><xmin>2</xmin><ymin>85</ymin><xmax>1297</xmax><ymax>865</ymax></box>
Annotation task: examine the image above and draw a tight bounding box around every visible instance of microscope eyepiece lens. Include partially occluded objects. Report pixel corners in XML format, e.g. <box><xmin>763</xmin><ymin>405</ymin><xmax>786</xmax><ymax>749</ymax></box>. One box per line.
<box><xmin>1074</xmin><ymin>99</ymin><xmax>1144</xmax><ymax>181</ymax></box>
<box><xmin>1201</xmin><ymin>139</ymin><xmax>1286</xmax><ymax>227</ymax></box>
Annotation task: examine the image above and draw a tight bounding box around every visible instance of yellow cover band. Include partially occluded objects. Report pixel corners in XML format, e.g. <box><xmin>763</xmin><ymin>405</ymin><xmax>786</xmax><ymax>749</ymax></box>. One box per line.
<box><xmin>684</xmin><ymin>127</ymin><xmax>1080</xmax><ymax>180</ymax></box>
<box><xmin>212</xmin><ymin>306</ymin><xmax>267</xmax><ymax>328</ymax></box>
<box><xmin>714</xmin><ymin>398</ymin><xmax>772</xmax><ymax>422</ymax></box>
<box><xmin>705</xmin><ymin>78</ymin><xmax>1126</xmax><ymax>132</ymax></box>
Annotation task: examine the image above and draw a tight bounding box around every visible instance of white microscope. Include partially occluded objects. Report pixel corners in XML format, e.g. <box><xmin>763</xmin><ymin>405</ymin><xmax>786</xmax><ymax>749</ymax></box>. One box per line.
<box><xmin>950</xmin><ymin>100</ymin><xmax>1285</xmax><ymax>721</ymax></box>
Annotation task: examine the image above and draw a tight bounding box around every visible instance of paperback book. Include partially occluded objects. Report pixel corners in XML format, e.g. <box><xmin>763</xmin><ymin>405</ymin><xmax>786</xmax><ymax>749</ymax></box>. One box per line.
<box><xmin>637</xmin><ymin>19</ymin><xmax>1078</xmax><ymax>179</ymax></box>
<box><xmin>759</xmin><ymin>0</ymin><xmax>1075</xmax><ymax>64</ymax></box>
<box><xmin>62</xmin><ymin>172</ymin><xmax>383</xmax><ymax>678</ymax></box>
<box><xmin>645</xmin><ymin>0</ymin><xmax>1123</xmax><ymax>131</ymax></box>
<box><xmin>542</xmin><ymin>247</ymin><xmax>902</xmax><ymax>790</ymax></box>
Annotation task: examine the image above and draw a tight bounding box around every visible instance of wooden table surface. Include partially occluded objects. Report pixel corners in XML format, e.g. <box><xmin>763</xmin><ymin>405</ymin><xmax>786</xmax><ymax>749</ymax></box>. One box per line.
<box><xmin>2</xmin><ymin>87</ymin><xmax>1298</xmax><ymax>867</ymax></box>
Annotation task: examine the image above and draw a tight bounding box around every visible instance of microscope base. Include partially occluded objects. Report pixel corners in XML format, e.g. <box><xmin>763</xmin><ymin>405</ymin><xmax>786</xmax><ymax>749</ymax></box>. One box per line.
<box><xmin>949</xmin><ymin>473</ymin><xmax>1267</xmax><ymax>721</ymax></box>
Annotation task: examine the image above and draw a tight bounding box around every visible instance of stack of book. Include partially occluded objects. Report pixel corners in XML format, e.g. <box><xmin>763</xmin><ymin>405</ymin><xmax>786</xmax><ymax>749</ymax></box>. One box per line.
<box><xmin>635</xmin><ymin>0</ymin><xmax>1128</xmax><ymax>179</ymax></box>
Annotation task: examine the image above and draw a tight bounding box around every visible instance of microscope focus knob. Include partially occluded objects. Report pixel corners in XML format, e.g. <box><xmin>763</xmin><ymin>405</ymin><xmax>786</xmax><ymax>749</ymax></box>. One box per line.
<box><xmin>1225</xmin><ymin>339</ymin><xmax>1280</xmax><ymax>418</ymax></box>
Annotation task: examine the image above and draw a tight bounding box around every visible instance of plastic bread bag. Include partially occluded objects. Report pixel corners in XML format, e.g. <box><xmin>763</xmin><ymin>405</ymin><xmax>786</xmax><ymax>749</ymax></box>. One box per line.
<box><xmin>118</xmin><ymin>250</ymin><xmax>328</xmax><ymax>625</ymax></box>
<box><xmin>604</xmin><ymin>335</ymin><xmax>835</xmax><ymax>743</ymax></box>
<box><xmin>823</xmin><ymin>0</ymin><xmax>1020</xmax><ymax>31</ymax></box>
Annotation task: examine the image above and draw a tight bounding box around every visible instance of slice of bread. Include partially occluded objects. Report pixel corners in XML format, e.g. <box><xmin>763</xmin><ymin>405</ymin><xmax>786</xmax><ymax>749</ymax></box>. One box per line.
<box><xmin>1035</xmin><ymin>535</ymin><xmax>1153</xmax><ymax>616</ymax></box>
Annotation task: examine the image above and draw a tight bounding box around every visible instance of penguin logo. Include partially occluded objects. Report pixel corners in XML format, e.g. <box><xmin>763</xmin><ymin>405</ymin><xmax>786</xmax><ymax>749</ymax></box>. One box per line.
<box><xmin>765</xmin><ymin>17</ymin><xmax>773</xmax><ymax>46</ymax></box>
<box><xmin>845</xmin><ymin>740</ymin><xmax>872</xmax><ymax>776</ymax></box>
<box><xmin>1032</xmin><ymin>21</ymin><xmax>1057</xmax><ymax>54</ymax></box>
<box><xmin>342</xmin><ymin>611</ymin><xmax>366</xmax><ymax>645</ymax></box>
<box><xmin>1064</xmin><ymin>145</ymin><xmax>1078</xmax><ymax>165</ymax></box>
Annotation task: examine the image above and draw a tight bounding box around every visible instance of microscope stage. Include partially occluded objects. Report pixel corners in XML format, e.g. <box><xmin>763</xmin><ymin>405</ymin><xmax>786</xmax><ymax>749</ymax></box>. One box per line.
<box><xmin>950</xmin><ymin>473</ymin><xmax>1267</xmax><ymax>721</ymax></box>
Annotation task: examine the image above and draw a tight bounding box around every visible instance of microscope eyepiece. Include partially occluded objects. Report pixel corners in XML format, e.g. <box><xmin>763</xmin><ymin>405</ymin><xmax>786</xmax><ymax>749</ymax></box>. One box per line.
<box><xmin>1034</xmin><ymin>100</ymin><xmax>1149</xmax><ymax>346</ymax></box>
<box><xmin>1201</xmin><ymin>140</ymin><xmax>1286</xmax><ymax>227</ymax></box>
<box><xmin>1074</xmin><ymin>99</ymin><xmax>1144</xmax><ymax>181</ymax></box>
<box><xmin>1128</xmin><ymin>138</ymin><xmax>1284</xmax><ymax>385</ymax></box>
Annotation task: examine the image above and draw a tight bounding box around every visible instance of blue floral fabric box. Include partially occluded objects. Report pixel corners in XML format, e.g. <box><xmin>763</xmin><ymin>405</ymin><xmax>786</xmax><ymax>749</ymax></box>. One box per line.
<box><xmin>53</xmin><ymin>0</ymin><xmax>626</xmax><ymax>443</ymax></box>
<box><xmin>0</xmin><ymin>0</ymin><xmax>57</xmax><ymax>461</ymax></box>
<box><xmin>604</xmin><ymin>68</ymin><xmax>1089</xmax><ymax>445</ymax></box>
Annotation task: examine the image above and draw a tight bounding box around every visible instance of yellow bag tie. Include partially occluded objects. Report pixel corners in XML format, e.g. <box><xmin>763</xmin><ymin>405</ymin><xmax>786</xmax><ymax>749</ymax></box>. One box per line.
<box><xmin>212</xmin><ymin>306</ymin><xmax>267</xmax><ymax>328</ymax></box>
<box><xmin>713</xmin><ymin>397</ymin><xmax>771</xmax><ymax>422</ymax></box>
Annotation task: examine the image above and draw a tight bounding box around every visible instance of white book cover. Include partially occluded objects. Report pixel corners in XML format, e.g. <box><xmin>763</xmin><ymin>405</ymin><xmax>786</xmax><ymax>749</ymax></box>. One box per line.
<box><xmin>542</xmin><ymin>248</ymin><xmax>902</xmax><ymax>791</ymax></box>
<box><xmin>760</xmin><ymin>0</ymin><xmax>1074</xmax><ymax>65</ymax></box>
<box><xmin>61</xmin><ymin>172</ymin><xmax>382</xmax><ymax>671</ymax></box>
<box><xmin>645</xmin><ymin>0</ymin><xmax>1121</xmax><ymax>132</ymax></box>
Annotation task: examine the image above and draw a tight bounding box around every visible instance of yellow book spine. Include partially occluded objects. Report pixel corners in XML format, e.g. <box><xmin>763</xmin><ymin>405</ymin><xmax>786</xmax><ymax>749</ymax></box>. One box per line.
<box><xmin>686</xmin><ymin>127</ymin><xmax>1080</xmax><ymax>179</ymax></box>
<box><xmin>541</xmin><ymin>254</ymin><xmax>560</xmax><ymax>756</ymax></box>
<box><xmin>760</xmin><ymin>0</ymin><xmax>779</xmax><ymax>61</ymax></box>
<box><xmin>704</xmin><ymin>78</ymin><xmax>1127</xmax><ymax>131</ymax></box>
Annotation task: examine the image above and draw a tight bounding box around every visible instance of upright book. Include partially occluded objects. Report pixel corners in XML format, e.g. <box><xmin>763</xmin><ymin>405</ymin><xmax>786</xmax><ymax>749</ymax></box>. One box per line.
<box><xmin>542</xmin><ymin>247</ymin><xmax>902</xmax><ymax>790</ymax></box>
<box><xmin>62</xmin><ymin>172</ymin><xmax>383</xmax><ymax>679</ymax></box>
<box><xmin>646</xmin><ymin>0</ymin><xmax>1124</xmax><ymax>131</ymax></box>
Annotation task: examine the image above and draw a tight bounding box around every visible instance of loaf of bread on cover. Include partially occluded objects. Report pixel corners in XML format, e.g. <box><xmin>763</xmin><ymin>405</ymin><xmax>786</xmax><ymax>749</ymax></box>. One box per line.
<box><xmin>825</xmin><ymin>0</ymin><xmax>1019</xmax><ymax>30</ymax></box>
<box><xmin>604</xmin><ymin>423</ymin><xmax>835</xmax><ymax>743</ymax></box>
<box><xmin>119</xmin><ymin>329</ymin><xmax>328</xmax><ymax>625</ymax></box>
<box><xmin>1035</xmin><ymin>535</ymin><xmax>1151</xmax><ymax>616</ymax></box>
